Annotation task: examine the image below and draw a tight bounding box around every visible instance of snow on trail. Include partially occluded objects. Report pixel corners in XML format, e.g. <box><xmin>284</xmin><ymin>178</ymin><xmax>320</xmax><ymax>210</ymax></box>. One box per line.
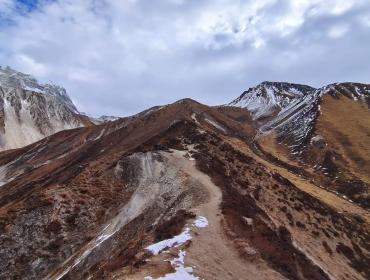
<box><xmin>192</xmin><ymin>216</ymin><xmax>208</xmax><ymax>228</ymax></box>
<box><xmin>145</xmin><ymin>251</ymin><xmax>198</xmax><ymax>280</ymax></box>
<box><xmin>144</xmin><ymin>216</ymin><xmax>209</xmax><ymax>279</ymax></box>
<box><xmin>146</xmin><ymin>228</ymin><xmax>192</xmax><ymax>255</ymax></box>
<box><xmin>178</xmin><ymin>156</ymin><xmax>284</xmax><ymax>280</ymax></box>
<box><xmin>146</xmin><ymin>217</ymin><xmax>209</xmax><ymax>255</ymax></box>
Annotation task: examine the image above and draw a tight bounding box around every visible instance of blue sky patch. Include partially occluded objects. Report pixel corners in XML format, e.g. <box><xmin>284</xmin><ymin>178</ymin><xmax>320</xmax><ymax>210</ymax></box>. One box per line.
<box><xmin>16</xmin><ymin>0</ymin><xmax>39</xmax><ymax>12</ymax></box>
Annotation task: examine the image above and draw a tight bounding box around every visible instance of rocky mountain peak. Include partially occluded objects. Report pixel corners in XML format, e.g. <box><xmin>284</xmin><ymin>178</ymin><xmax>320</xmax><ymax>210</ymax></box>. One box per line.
<box><xmin>0</xmin><ymin>66</ymin><xmax>90</xmax><ymax>151</ymax></box>
<box><xmin>228</xmin><ymin>81</ymin><xmax>315</xmax><ymax>120</ymax></box>
<box><xmin>318</xmin><ymin>82</ymin><xmax>370</xmax><ymax>105</ymax></box>
<box><xmin>0</xmin><ymin>66</ymin><xmax>77</xmax><ymax>112</ymax></box>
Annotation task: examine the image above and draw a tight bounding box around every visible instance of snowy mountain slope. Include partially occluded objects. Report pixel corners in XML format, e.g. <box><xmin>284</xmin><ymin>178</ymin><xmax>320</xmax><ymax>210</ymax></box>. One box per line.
<box><xmin>229</xmin><ymin>81</ymin><xmax>370</xmax><ymax>155</ymax></box>
<box><xmin>96</xmin><ymin>115</ymin><xmax>120</xmax><ymax>123</ymax></box>
<box><xmin>228</xmin><ymin>81</ymin><xmax>315</xmax><ymax>121</ymax></box>
<box><xmin>251</xmin><ymin>82</ymin><xmax>370</xmax><ymax>208</ymax></box>
<box><xmin>257</xmin><ymin>88</ymin><xmax>322</xmax><ymax>154</ymax></box>
<box><xmin>258</xmin><ymin>83</ymin><xmax>370</xmax><ymax>153</ymax></box>
<box><xmin>0</xmin><ymin>66</ymin><xmax>77</xmax><ymax>112</ymax></box>
<box><xmin>0</xmin><ymin>66</ymin><xmax>90</xmax><ymax>150</ymax></box>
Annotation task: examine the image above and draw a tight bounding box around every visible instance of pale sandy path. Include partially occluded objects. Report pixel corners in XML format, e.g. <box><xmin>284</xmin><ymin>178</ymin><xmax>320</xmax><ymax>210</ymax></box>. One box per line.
<box><xmin>173</xmin><ymin>151</ymin><xmax>286</xmax><ymax>280</ymax></box>
<box><xmin>104</xmin><ymin>150</ymin><xmax>288</xmax><ymax>280</ymax></box>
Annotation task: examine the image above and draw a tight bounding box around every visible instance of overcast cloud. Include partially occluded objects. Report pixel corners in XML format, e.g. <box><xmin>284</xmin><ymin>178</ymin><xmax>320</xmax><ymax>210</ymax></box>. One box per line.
<box><xmin>0</xmin><ymin>0</ymin><xmax>369</xmax><ymax>116</ymax></box>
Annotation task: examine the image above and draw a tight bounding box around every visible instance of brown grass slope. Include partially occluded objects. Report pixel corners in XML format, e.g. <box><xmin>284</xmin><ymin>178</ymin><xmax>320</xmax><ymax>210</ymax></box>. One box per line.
<box><xmin>257</xmin><ymin>83</ymin><xmax>370</xmax><ymax>209</ymax></box>
<box><xmin>0</xmin><ymin>99</ymin><xmax>368</xmax><ymax>280</ymax></box>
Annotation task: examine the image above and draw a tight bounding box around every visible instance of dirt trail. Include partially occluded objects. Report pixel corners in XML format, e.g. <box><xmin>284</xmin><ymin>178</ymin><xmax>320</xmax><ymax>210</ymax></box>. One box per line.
<box><xmin>171</xmin><ymin>151</ymin><xmax>286</xmax><ymax>280</ymax></box>
<box><xmin>51</xmin><ymin>150</ymin><xmax>287</xmax><ymax>280</ymax></box>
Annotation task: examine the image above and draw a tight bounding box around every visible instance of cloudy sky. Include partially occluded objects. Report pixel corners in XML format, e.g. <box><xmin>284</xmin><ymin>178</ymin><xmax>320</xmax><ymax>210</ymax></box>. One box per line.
<box><xmin>0</xmin><ymin>0</ymin><xmax>369</xmax><ymax>117</ymax></box>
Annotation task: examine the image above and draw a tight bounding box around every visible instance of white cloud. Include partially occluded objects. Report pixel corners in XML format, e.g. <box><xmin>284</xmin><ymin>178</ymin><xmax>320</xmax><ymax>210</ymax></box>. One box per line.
<box><xmin>0</xmin><ymin>0</ymin><xmax>13</xmax><ymax>12</ymax></box>
<box><xmin>0</xmin><ymin>0</ymin><xmax>369</xmax><ymax>116</ymax></box>
<box><xmin>13</xmin><ymin>53</ymin><xmax>48</xmax><ymax>77</ymax></box>
<box><xmin>328</xmin><ymin>25</ymin><xmax>349</xmax><ymax>38</ymax></box>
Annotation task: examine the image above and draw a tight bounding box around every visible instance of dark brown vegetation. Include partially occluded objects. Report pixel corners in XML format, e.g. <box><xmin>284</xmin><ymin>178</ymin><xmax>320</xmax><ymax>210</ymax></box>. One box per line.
<box><xmin>0</xmin><ymin>98</ymin><xmax>369</xmax><ymax>280</ymax></box>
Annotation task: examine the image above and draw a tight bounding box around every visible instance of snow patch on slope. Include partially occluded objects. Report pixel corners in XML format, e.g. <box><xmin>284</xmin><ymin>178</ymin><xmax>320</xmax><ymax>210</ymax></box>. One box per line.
<box><xmin>145</xmin><ymin>251</ymin><xmax>198</xmax><ymax>280</ymax></box>
<box><xmin>146</xmin><ymin>228</ymin><xmax>192</xmax><ymax>255</ymax></box>
<box><xmin>192</xmin><ymin>216</ymin><xmax>208</xmax><ymax>228</ymax></box>
<box><xmin>145</xmin><ymin>216</ymin><xmax>208</xmax><ymax>280</ymax></box>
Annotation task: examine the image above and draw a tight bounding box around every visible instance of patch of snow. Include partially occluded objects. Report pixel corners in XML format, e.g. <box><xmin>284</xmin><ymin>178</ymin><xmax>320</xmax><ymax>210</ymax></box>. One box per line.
<box><xmin>354</xmin><ymin>87</ymin><xmax>362</xmax><ymax>98</ymax></box>
<box><xmin>145</xmin><ymin>215</ymin><xmax>208</xmax><ymax>279</ymax></box>
<box><xmin>289</xmin><ymin>87</ymin><xmax>304</xmax><ymax>96</ymax></box>
<box><xmin>145</xmin><ymin>250</ymin><xmax>199</xmax><ymax>280</ymax></box>
<box><xmin>96</xmin><ymin>115</ymin><xmax>120</xmax><ymax>123</ymax></box>
<box><xmin>24</xmin><ymin>85</ymin><xmax>43</xmax><ymax>94</ymax></box>
<box><xmin>192</xmin><ymin>216</ymin><xmax>208</xmax><ymax>228</ymax></box>
<box><xmin>146</xmin><ymin>228</ymin><xmax>192</xmax><ymax>255</ymax></box>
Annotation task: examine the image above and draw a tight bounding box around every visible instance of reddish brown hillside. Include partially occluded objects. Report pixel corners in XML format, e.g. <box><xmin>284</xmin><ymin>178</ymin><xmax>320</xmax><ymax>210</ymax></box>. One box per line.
<box><xmin>0</xmin><ymin>99</ymin><xmax>369</xmax><ymax>280</ymax></box>
<box><xmin>256</xmin><ymin>83</ymin><xmax>370</xmax><ymax>209</ymax></box>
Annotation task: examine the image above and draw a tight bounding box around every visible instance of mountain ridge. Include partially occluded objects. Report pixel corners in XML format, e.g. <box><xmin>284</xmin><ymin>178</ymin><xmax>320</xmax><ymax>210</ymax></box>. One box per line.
<box><xmin>243</xmin><ymin>82</ymin><xmax>370</xmax><ymax>208</ymax></box>
<box><xmin>0</xmin><ymin>68</ymin><xmax>369</xmax><ymax>280</ymax></box>
<box><xmin>0</xmin><ymin>96</ymin><xmax>369</xmax><ymax>279</ymax></box>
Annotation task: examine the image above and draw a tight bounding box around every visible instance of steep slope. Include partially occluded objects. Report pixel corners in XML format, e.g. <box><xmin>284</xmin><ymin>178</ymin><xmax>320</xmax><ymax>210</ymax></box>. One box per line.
<box><xmin>250</xmin><ymin>83</ymin><xmax>370</xmax><ymax>208</ymax></box>
<box><xmin>0</xmin><ymin>99</ymin><xmax>368</xmax><ymax>280</ymax></box>
<box><xmin>0</xmin><ymin>66</ymin><xmax>92</xmax><ymax>150</ymax></box>
<box><xmin>0</xmin><ymin>66</ymin><xmax>77</xmax><ymax>112</ymax></box>
<box><xmin>228</xmin><ymin>81</ymin><xmax>314</xmax><ymax>122</ymax></box>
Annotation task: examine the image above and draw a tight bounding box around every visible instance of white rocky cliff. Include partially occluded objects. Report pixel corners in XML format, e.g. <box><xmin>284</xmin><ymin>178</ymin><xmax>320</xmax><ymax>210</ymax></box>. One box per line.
<box><xmin>0</xmin><ymin>66</ymin><xmax>87</xmax><ymax>151</ymax></box>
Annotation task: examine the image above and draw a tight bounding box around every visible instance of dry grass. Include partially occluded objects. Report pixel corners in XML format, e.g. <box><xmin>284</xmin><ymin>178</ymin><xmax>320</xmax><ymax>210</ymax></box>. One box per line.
<box><xmin>257</xmin><ymin>132</ymin><xmax>301</xmax><ymax>168</ymax></box>
<box><xmin>225</xmin><ymin>137</ymin><xmax>370</xmax><ymax>225</ymax></box>
<box><xmin>317</xmin><ymin>95</ymin><xmax>370</xmax><ymax>183</ymax></box>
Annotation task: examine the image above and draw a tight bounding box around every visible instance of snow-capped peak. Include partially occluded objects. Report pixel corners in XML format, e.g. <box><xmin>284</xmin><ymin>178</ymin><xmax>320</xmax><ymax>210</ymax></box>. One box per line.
<box><xmin>0</xmin><ymin>66</ymin><xmax>87</xmax><ymax>151</ymax></box>
<box><xmin>0</xmin><ymin>66</ymin><xmax>77</xmax><ymax>112</ymax></box>
<box><xmin>97</xmin><ymin>115</ymin><xmax>120</xmax><ymax>123</ymax></box>
<box><xmin>228</xmin><ymin>81</ymin><xmax>315</xmax><ymax>120</ymax></box>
